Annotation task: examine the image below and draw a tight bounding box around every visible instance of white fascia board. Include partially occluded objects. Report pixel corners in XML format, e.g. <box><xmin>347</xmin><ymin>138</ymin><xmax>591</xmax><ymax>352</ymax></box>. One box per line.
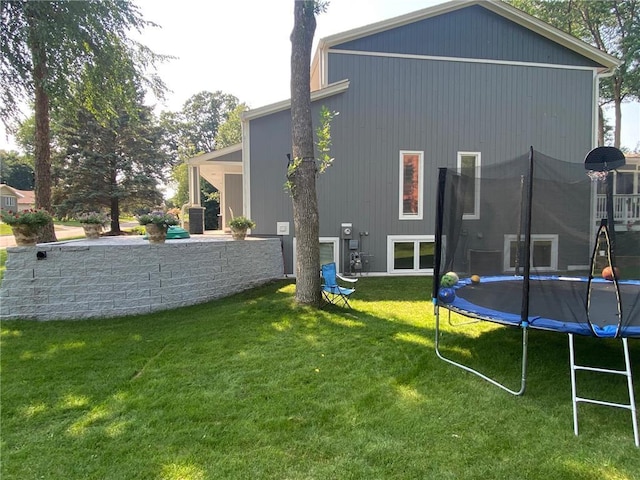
<box><xmin>241</xmin><ymin>79</ymin><xmax>350</xmax><ymax>122</ymax></box>
<box><xmin>186</xmin><ymin>143</ymin><xmax>242</xmax><ymax>165</ymax></box>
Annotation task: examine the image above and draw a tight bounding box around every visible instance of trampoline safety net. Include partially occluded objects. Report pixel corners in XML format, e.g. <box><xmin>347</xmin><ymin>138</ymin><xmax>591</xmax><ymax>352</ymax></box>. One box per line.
<box><xmin>434</xmin><ymin>148</ymin><xmax>640</xmax><ymax>338</ymax></box>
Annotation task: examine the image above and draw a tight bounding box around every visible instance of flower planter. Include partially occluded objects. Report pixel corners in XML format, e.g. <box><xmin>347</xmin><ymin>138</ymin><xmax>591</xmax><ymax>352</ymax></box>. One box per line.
<box><xmin>11</xmin><ymin>225</ymin><xmax>39</xmax><ymax>246</ymax></box>
<box><xmin>81</xmin><ymin>223</ymin><xmax>103</xmax><ymax>240</ymax></box>
<box><xmin>145</xmin><ymin>223</ymin><xmax>168</xmax><ymax>244</ymax></box>
<box><xmin>230</xmin><ymin>227</ymin><xmax>247</xmax><ymax>240</ymax></box>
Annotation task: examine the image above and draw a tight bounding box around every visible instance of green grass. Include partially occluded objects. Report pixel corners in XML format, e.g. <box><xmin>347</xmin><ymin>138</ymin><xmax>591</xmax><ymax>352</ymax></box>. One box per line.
<box><xmin>1</xmin><ymin>278</ymin><xmax>639</xmax><ymax>479</ymax></box>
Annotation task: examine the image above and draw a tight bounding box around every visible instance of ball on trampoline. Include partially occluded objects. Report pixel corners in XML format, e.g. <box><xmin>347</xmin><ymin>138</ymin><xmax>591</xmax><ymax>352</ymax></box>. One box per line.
<box><xmin>438</xmin><ymin>287</ymin><xmax>456</xmax><ymax>304</ymax></box>
<box><xmin>601</xmin><ymin>266</ymin><xmax>620</xmax><ymax>281</ymax></box>
<box><xmin>440</xmin><ymin>274</ymin><xmax>457</xmax><ymax>287</ymax></box>
<box><xmin>470</xmin><ymin>274</ymin><xmax>481</xmax><ymax>284</ymax></box>
<box><xmin>445</xmin><ymin>271</ymin><xmax>459</xmax><ymax>284</ymax></box>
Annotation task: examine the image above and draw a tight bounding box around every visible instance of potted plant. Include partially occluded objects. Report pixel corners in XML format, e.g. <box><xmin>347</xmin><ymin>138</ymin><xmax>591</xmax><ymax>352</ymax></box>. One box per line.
<box><xmin>137</xmin><ymin>212</ymin><xmax>179</xmax><ymax>244</ymax></box>
<box><xmin>76</xmin><ymin>211</ymin><xmax>109</xmax><ymax>239</ymax></box>
<box><xmin>0</xmin><ymin>209</ymin><xmax>52</xmax><ymax>246</ymax></box>
<box><xmin>228</xmin><ymin>216</ymin><xmax>256</xmax><ymax>240</ymax></box>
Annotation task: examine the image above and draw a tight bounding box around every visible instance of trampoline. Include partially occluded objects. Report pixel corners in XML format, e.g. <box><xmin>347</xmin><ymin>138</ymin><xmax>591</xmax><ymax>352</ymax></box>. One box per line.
<box><xmin>433</xmin><ymin>148</ymin><xmax>639</xmax><ymax>446</ymax></box>
<box><xmin>446</xmin><ymin>275</ymin><xmax>640</xmax><ymax>338</ymax></box>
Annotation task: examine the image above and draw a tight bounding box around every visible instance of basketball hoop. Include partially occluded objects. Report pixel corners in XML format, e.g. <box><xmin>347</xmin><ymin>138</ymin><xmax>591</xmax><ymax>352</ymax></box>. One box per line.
<box><xmin>586</xmin><ymin>169</ymin><xmax>609</xmax><ymax>182</ymax></box>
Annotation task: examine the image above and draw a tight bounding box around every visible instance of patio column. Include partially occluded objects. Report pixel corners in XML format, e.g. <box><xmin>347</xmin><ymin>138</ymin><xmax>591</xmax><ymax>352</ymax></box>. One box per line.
<box><xmin>189</xmin><ymin>165</ymin><xmax>201</xmax><ymax>206</ymax></box>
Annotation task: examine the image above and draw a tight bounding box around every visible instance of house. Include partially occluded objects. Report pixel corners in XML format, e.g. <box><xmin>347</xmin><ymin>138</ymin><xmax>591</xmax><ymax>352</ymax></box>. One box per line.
<box><xmin>0</xmin><ymin>184</ymin><xmax>35</xmax><ymax>213</ymax></box>
<box><xmin>187</xmin><ymin>0</ymin><xmax>619</xmax><ymax>275</ymax></box>
<box><xmin>596</xmin><ymin>153</ymin><xmax>640</xmax><ymax>231</ymax></box>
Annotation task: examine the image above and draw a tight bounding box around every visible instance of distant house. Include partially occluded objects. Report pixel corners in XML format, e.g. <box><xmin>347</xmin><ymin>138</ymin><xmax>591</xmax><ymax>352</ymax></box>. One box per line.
<box><xmin>187</xmin><ymin>0</ymin><xmax>619</xmax><ymax>275</ymax></box>
<box><xmin>0</xmin><ymin>184</ymin><xmax>35</xmax><ymax>213</ymax></box>
<box><xmin>598</xmin><ymin>153</ymin><xmax>640</xmax><ymax>231</ymax></box>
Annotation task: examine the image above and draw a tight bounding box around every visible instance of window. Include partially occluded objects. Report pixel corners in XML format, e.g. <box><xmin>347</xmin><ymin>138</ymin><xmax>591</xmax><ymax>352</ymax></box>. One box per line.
<box><xmin>293</xmin><ymin>237</ymin><xmax>339</xmax><ymax>274</ymax></box>
<box><xmin>399</xmin><ymin>151</ymin><xmax>423</xmax><ymax>220</ymax></box>
<box><xmin>504</xmin><ymin>234</ymin><xmax>558</xmax><ymax>272</ymax></box>
<box><xmin>457</xmin><ymin>152</ymin><xmax>481</xmax><ymax>219</ymax></box>
<box><xmin>5</xmin><ymin>197</ymin><xmax>16</xmax><ymax>207</ymax></box>
<box><xmin>387</xmin><ymin>235</ymin><xmax>434</xmax><ymax>274</ymax></box>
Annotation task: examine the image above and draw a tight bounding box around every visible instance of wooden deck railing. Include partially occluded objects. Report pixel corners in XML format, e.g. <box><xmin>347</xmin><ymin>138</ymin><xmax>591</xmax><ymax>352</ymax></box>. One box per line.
<box><xmin>596</xmin><ymin>194</ymin><xmax>640</xmax><ymax>226</ymax></box>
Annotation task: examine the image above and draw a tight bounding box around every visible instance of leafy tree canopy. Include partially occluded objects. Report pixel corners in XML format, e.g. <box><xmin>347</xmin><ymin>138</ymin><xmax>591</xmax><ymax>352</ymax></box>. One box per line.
<box><xmin>0</xmin><ymin>149</ymin><xmax>33</xmax><ymax>189</ymax></box>
<box><xmin>0</xmin><ymin>0</ymin><xmax>166</xmax><ymax>129</ymax></box>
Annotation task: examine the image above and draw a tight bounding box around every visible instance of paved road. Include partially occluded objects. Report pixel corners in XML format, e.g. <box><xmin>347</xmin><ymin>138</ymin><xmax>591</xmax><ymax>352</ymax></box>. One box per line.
<box><xmin>0</xmin><ymin>223</ymin><xmax>137</xmax><ymax>248</ymax></box>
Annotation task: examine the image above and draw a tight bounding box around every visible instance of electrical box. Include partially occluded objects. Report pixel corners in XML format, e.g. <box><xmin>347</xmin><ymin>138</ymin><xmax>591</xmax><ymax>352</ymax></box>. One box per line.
<box><xmin>341</xmin><ymin>223</ymin><xmax>353</xmax><ymax>239</ymax></box>
<box><xmin>277</xmin><ymin>222</ymin><xmax>290</xmax><ymax>236</ymax></box>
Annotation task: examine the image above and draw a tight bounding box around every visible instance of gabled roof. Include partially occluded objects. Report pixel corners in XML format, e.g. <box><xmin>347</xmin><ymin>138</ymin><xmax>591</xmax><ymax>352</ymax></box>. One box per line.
<box><xmin>187</xmin><ymin>143</ymin><xmax>242</xmax><ymax>165</ymax></box>
<box><xmin>312</xmin><ymin>0</ymin><xmax>620</xmax><ymax>82</ymax></box>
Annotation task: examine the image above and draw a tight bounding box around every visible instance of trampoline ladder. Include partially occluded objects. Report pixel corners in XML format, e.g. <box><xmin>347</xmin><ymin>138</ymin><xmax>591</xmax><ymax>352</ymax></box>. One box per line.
<box><xmin>569</xmin><ymin>333</ymin><xmax>639</xmax><ymax>447</ymax></box>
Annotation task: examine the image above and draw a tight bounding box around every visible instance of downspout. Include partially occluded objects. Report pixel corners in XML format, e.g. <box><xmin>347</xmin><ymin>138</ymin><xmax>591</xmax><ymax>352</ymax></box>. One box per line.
<box><xmin>241</xmin><ymin>115</ymin><xmax>251</xmax><ymax>222</ymax></box>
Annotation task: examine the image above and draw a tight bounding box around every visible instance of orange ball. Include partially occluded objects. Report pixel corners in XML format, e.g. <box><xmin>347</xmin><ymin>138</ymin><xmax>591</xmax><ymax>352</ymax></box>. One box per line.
<box><xmin>601</xmin><ymin>266</ymin><xmax>620</xmax><ymax>281</ymax></box>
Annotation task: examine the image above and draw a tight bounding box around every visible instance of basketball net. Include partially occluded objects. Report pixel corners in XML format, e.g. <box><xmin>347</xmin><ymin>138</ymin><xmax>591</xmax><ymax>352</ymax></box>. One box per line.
<box><xmin>587</xmin><ymin>170</ymin><xmax>608</xmax><ymax>182</ymax></box>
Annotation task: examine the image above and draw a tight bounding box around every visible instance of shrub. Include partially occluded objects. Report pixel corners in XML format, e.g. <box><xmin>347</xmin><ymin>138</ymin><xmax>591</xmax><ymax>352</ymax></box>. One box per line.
<box><xmin>0</xmin><ymin>209</ymin><xmax>52</xmax><ymax>228</ymax></box>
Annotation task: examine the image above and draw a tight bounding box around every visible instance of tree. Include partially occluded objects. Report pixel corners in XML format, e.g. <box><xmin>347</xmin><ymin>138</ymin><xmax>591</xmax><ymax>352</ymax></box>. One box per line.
<box><xmin>215</xmin><ymin>103</ymin><xmax>248</xmax><ymax>149</ymax></box>
<box><xmin>1</xmin><ymin>0</ymin><xmax>164</xmax><ymax>241</ymax></box>
<box><xmin>507</xmin><ymin>0</ymin><xmax>640</xmax><ymax>148</ymax></box>
<box><xmin>289</xmin><ymin>0</ymin><xmax>327</xmax><ymax>306</ymax></box>
<box><xmin>53</xmin><ymin>95</ymin><xmax>168</xmax><ymax>232</ymax></box>
<box><xmin>0</xmin><ymin>149</ymin><xmax>33</xmax><ymax>189</ymax></box>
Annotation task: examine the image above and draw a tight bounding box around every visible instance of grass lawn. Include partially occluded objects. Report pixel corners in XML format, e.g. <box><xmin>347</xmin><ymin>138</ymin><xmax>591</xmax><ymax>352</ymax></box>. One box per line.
<box><xmin>1</xmin><ymin>277</ymin><xmax>639</xmax><ymax>479</ymax></box>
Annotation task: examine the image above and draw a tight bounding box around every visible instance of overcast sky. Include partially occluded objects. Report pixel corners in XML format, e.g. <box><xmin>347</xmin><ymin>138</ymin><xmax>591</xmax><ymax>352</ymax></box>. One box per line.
<box><xmin>1</xmin><ymin>0</ymin><xmax>638</xmax><ymax>151</ymax></box>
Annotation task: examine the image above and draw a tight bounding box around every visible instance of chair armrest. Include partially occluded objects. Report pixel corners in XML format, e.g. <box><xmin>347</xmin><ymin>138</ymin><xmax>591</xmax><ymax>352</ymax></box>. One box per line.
<box><xmin>336</xmin><ymin>274</ymin><xmax>358</xmax><ymax>283</ymax></box>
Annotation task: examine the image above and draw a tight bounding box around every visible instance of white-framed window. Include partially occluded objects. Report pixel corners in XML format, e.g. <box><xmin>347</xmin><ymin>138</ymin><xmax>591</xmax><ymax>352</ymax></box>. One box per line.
<box><xmin>399</xmin><ymin>150</ymin><xmax>424</xmax><ymax>220</ymax></box>
<box><xmin>503</xmin><ymin>234</ymin><xmax>558</xmax><ymax>272</ymax></box>
<box><xmin>457</xmin><ymin>152</ymin><xmax>481</xmax><ymax>220</ymax></box>
<box><xmin>387</xmin><ymin>235</ymin><xmax>434</xmax><ymax>274</ymax></box>
<box><xmin>292</xmin><ymin>237</ymin><xmax>340</xmax><ymax>274</ymax></box>
<box><xmin>5</xmin><ymin>197</ymin><xmax>16</xmax><ymax>207</ymax></box>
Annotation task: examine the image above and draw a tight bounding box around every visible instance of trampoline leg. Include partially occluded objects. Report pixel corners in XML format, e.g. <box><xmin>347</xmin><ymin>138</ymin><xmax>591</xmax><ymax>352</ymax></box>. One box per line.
<box><xmin>622</xmin><ymin>338</ymin><xmax>639</xmax><ymax>447</ymax></box>
<box><xmin>434</xmin><ymin>305</ymin><xmax>527</xmax><ymax>396</ymax></box>
<box><xmin>568</xmin><ymin>333</ymin><xmax>580</xmax><ymax>437</ymax></box>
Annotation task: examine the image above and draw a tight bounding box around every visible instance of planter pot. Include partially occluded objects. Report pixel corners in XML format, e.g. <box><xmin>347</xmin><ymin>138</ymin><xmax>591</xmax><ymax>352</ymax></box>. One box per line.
<box><xmin>145</xmin><ymin>223</ymin><xmax>168</xmax><ymax>244</ymax></box>
<box><xmin>230</xmin><ymin>227</ymin><xmax>247</xmax><ymax>240</ymax></box>
<box><xmin>81</xmin><ymin>223</ymin><xmax>103</xmax><ymax>240</ymax></box>
<box><xmin>11</xmin><ymin>224</ymin><xmax>39</xmax><ymax>246</ymax></box>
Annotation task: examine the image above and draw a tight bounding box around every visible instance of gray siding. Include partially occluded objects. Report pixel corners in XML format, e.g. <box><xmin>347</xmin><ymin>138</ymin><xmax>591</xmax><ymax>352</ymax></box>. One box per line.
<box><xmin>334</xmin><ymin>5</ymin><xmax>602</xmax><ymax>68</ymax></box>
<box><xmin>248</xmin><ymin>7</ymin><xmax>598</xmax><ymax>274</ymax></box>
<box><xmin>224</xmin><ymin>174</ymin><xmax>243</xmax><ymax>223</ymax></box>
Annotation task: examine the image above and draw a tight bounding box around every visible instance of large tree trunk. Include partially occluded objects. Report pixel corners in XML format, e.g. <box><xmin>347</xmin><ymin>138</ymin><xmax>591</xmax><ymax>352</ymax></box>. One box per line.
<box><xmin>28</xmin><ymin>12</ymin><xmax>56</xmax><ymax>242</ymax></box>
<box><xmin>597</xmin><ymin>106</ymin><xmax>605</xmax><ymax>146</ymax></box>
<box><xmin>613</xmin><ymin>74</ymin><xmax>623</xmax><ymax>149</ymax></box>
<box><xmin>290</xmin><ymin>1</ymin><xmax>320</xmax><ymax>306</ymax></box>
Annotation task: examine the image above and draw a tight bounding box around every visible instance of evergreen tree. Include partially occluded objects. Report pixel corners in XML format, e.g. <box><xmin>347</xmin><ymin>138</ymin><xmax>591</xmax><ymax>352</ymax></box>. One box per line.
<box><xmin>54</xmin><ymin>94</ymin><xmax>169</xmax><ymax>233</ymax></box>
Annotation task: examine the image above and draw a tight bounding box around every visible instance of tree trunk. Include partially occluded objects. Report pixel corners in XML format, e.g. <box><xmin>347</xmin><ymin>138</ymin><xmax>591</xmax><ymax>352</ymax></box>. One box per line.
<box><xmin>28</xmin><ymin>11</ymin><xmax>57</xmax><ymax>242</ymax></box>
<box><xmin>597</xmin><ymin>105</ymin><xmax>605</xmax><ymax>146</ymax></box>
<box><xmin>613</xmin><ymin>74</ymin><xmax>622</xmax><ymax>149</ymax></box>
<box><xmin>109</xmin><ymin>146</ymin><xmax>123</xmax><ymax>234</ymax></box>
<box><xmin>290</xmin><ymin>1</ymin><xmax>320</xmax><ymax>306</ymax></box>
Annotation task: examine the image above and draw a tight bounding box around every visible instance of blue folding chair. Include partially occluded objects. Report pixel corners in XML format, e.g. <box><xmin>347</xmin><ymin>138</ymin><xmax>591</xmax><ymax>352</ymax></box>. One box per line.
<box><xmin>321</xmin><ymin>262</ymin><xmax>358</xmax><ymax>308</ymax></box>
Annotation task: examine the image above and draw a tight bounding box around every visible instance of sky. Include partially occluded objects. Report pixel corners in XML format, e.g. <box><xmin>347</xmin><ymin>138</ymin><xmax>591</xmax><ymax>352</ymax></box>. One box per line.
<box><xmin>1</xmin><ymin>0</ymin><xmax>638</xmax><ymax>151</ymax></box>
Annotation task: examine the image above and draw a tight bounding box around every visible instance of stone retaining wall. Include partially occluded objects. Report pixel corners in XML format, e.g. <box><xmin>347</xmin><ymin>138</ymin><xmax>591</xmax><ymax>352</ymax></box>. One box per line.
<box><xmin>0</xmin><ymin>236</ymin><xmax>284</xmax><ymax>321</ymax></box>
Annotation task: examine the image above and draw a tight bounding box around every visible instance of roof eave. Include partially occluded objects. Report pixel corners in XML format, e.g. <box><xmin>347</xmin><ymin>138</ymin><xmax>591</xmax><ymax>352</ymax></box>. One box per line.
<box><xmin>241</xmin><ymin>79</ymin><xmax>350</xmax><ymax>122</ymax></box>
